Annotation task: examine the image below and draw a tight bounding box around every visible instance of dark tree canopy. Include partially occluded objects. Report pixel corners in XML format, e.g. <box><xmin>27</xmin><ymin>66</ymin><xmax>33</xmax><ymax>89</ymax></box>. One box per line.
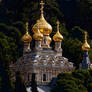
<box><xmin>15</xmin><ymin>71</ymin><xmax>27</xmax><ymax>92</ymax></box>
<box><xmin>52</xmin><ymin>70</ymin><xmax>92</xmax><ymax>92</ymax></box>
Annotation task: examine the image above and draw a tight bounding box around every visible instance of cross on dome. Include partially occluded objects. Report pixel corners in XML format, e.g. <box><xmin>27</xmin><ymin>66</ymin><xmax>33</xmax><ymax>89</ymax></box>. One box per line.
<box><xmin>40</xmin><ymin>0</ymin><xmax>45</xmax><ymax>16</ymax></box>
<box><xmin>26</xmin><ymin>22</ymin><xmax>29</xmax><ymax>33</ymax></box>
<box><xmin>84</xmin><ymin>31</ymin><xmax>87</xmax><ymax>42</ymax></box>
<box><xmin>57</xmin><ymin>21</ymin><xmax>60</xmax><ymax>32</ymax></box>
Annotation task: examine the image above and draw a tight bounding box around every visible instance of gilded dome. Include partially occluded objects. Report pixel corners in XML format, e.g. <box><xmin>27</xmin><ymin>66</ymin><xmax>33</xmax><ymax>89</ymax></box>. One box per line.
<box><xmin>82</xmin><ymin>41</ymin><xmax>90</xmax><ymax>51</ymax></box>
<box><xmin>53</xmin><ymin>21</ymin><xmax>63</xmax><ymax>42</ymax></box>
<box><xmin>82</xmin><ymin>32</ymin><xmax>90</xmax><ymax>51</ymax></box>
<box><xmin>22</xmin><ymin>22</ymin><xmax>32</xmax><ymax>42</ymax></box>
<box><xmin>32</xmin><ymin>1</ymin><xmax>52</xmax><ymax>36</ymax></box>
<box><xmin>33</xmin><ymin>20</ymin><xmax>43</xmax><ymax>40</ymax></box>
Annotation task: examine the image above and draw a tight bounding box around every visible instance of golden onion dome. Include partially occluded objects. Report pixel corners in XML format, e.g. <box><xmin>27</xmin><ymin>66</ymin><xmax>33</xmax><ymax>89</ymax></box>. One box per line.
<box><xmin>53</xmin><ymin>21</ymin><xmax>63</xmax><ymax>42</ymax></box>
<box><xmin>22</xmin><ymin>22</ymin><xmax>32</xmax><ymax>42</ymax></box>
<box><xmin>33</xmin><ymin>20</ymin><xmax>43</xmax><ymax>40</ymax></box>
<box><xmin>82</xmin><ymin>32</ymin><xmax>90</xmax><ymax>51</ymax></box>
<box><xmin>32</xmin><ymin>1</ymin><xmax>52</xmax><ymax>35</ymax></box>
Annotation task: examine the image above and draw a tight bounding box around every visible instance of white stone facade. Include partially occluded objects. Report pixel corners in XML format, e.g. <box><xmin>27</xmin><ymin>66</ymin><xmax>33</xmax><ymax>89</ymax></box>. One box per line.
<box><xmin>10</xmin><ymin>49</ymin><xmax>74</xmax><ymax>85</ymax></box>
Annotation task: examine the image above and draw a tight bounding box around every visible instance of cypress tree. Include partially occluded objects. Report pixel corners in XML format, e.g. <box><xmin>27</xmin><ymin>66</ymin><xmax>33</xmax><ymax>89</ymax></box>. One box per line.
<box><xmin>15</xmin><ymin>71</ymin><xmax>27</xmax><ymax>92</ymax></box>
<box><xmin>31</xmin><ymin>73</ymin><xmax>38</xmax><ymax>92</ymax></box>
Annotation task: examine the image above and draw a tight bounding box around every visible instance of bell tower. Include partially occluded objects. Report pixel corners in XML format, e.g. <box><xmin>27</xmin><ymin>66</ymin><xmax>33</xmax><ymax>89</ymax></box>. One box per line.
<box><xmin>53</xmin><ymin>21</ymin><xmax>63</xmax><ymax>55</ymax></box>
<box><xmin>21</xmin><ymin>22</ymin><xmax>32</xmax><ymax>55</ymax></box>
<box><xmin>81</xmin><ymin>31</ymin><xmax>91</xmax><ymax>69</ymax></box>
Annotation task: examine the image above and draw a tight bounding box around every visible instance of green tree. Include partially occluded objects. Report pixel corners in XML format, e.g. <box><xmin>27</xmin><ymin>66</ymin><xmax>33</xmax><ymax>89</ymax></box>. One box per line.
<box><xmin>0</xmin><ymin>23</ymin><xmax>22</xmax><ymax>61</ymax></box>
<box><xmin>31</xmin><ymin>73</ymin><xmax>38</xmax><ymax>92</ymax></box>
<box><xmin>15</xmin><ymin>71</ymin><xmax>27</xmax><ymax>92</ymax></box>
<box><xmin>79</xmin><ymin>0</ymin><xmax>92</xmax><ymax>38</ymax></box>
<box><xmin>52</xmin><ymin>79</ymin><xmax>79</xmax><ymax>92</ymax></box>
<box><xmin>89</xmin><ymin>48</ymin><xmax>92</xmax><ymax>63</ymax></box>
<box><xmin>51</xmin><ymin>70</ymin><xmax>91</xmax><ymax>92</ymax></box>
<box><xmin>62</xmin><ymin>38</ymin><xmax>83</xmax><ymax>68</ymax></box>
<box><xmin>0</xmin><ymin>36</ymin><xmax>13</xmax><ymax>92</ymax></box>
<box><xmin>86</xmin><ymin>70</ymin><xmax>92</xmax><ymax>92</ymax></box>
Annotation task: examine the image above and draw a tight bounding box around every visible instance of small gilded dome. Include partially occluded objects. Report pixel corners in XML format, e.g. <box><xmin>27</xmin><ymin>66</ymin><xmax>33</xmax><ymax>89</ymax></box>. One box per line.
<box><xmin>33</xmin><ymin>20</ymin><xmax>43</xmax><ymax>40</ymax></box>
<box><xmin>82</xmin><ymin>41</ymin><xmax>90</xmax><ymax>51</ymax></box>
<box><xmin>53</xmin><ymin>21</ymin><xmax>63</xmax><ymax>42</ymax></box>
<box><xmin>22</xmin><ymin>32</ymin><xmax>32</xmax><ymax>42</ymax></box>
<box><xmin>22</xmin><ymin>22</ymin><xmax>32</xmax><ymax>42</ymax></box>
<box><xmin>32</xmin><ymin>1</ymin><xmax>52</xmax><ymax>36</ymax></box>
<box><xmin>82</xmin><ymin>32</ymin><xmax>90</xmax><ymax>51</ymax></box>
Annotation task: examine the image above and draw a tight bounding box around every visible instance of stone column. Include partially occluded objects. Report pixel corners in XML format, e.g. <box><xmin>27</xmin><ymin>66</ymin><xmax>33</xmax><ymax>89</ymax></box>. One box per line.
<box><xmin>82</xmin><ymin>51</ymin><xmax>91</xmax><ymax>69</ymax></box>
<box><xmin>55</xmin><ymin>41</ymin><xmax>62</xmax><ymax>55</ymax></box>
<box><xmin>35</xmin><ymin>40</ymin><xmax>42</xmax><ymax>51</ymax></box>
<box><xmin>23</xmin><ymin>41</ymin><xmax>31</xmax><ymax>54</ymax></box>
<box><xmin>41</xmin><ymin>35</ymin><xmax>51</xmax><ymax>49</ymax></box>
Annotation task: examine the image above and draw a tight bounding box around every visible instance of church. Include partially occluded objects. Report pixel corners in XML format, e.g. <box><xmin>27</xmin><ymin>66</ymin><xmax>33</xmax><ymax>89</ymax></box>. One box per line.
<box><xmin>10</xmin><ymin>1</ymin><xmax>74</xmax><ymax>85</ymax></box>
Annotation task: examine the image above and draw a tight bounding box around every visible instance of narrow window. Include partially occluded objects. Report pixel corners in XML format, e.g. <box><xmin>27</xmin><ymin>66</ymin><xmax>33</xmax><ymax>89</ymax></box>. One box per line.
<box><xmin>43</xmin><ymin>74</ymin><xmax>46</xmax><ymax>81</ymax></box>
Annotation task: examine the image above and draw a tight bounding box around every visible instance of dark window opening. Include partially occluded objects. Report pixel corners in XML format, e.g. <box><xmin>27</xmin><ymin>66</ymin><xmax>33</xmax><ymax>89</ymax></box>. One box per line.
<box><xmin>43</xmin><ymin>74</ymin><xmax>46</xmax><ymax>81</ymax></box>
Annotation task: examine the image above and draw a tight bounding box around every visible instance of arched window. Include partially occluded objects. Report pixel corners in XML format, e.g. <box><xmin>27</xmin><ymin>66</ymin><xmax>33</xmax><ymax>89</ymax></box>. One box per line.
<box><xmin>43</xmin><ymin>74</ymin><xmax>46</xmax><ymax>81</ymax></box>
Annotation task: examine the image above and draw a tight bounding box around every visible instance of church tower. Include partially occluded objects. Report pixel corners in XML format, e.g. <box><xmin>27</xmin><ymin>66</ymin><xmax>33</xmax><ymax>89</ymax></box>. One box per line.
<box><xmin>33</xmin><ymin>20</ymin><xmax>43</xmax><ymax>51</ymax></box>
<box><xmin>53</xmin><ymin>21</ymin><xmax>63</xmax><ymax>55</ymax></box>
<box><xmin>21</xmin><ymin>22</ymin><xmax>32</xmax><ymax>55</ymax></box>
<box><xmin>81</xmin><ymin>31</ymin><xmax>91</xmax><ymax>69</ymax></box>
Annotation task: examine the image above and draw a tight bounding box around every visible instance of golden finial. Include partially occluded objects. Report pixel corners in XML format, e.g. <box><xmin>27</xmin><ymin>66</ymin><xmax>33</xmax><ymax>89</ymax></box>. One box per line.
<box><xmin>84</xmin><ymin>31</ymin><xmax>87</xmax><ymax>42</ymax></box>
<box><xmin>40</xmin><ymin>0</ymin><xmax>44</xmax><ymax>17</ymax></box>
<box><xmin>26</xmin><ymin>22</ymin><xmax>29</xmax><ymax>33</ymax></box>
<box><xmin>21</xmin><ymin>22</ymin><xmax>32</xmax><ymax>42</ymax></box>
<box><xmin>57</xmin><ymin>21</ymin><xmax>60</xmax><ymax>32</ymax></box>
<box><xmin>82</xmin><ymin>31</ymin><xmax>90</xmax><ymax>51</ymax></box>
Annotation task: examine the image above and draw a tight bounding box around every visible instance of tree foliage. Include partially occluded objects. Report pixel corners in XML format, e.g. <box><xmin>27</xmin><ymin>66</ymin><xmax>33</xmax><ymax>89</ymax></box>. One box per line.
<box><xmin>0</xmin><ymin>35</ymin><xmax>13</xmax><ymax>92</ymax></box>
<box><xmin>62</xmin><ymin>38</ymin><xmax>83</xmax><ymax>68</ymax></box>
<box><xmin>52</xmin><ymin>70</ymin><xmax>92</xmax><ymax>92</ymax></box>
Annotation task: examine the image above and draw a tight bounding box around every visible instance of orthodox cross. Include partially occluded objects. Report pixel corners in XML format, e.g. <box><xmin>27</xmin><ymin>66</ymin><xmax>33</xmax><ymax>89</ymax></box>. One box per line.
<box><xmin>84</xmin><ymin>31</ymin><xmax>87</xmax><ymax>42</ymax></box>
<box><xmin>40</xmin><ymin>0</ymin><xmax>45</xmax><ymax>16</ymax></box>
<box><xmin>26</xmin><ymin>22</ymin><xmax>29</xmax><ymax>33</ymax></box>
<box><xmin>57</xmin><ymin>21</ymin><xmax>60</xmax><ymax>32</ymax></box>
